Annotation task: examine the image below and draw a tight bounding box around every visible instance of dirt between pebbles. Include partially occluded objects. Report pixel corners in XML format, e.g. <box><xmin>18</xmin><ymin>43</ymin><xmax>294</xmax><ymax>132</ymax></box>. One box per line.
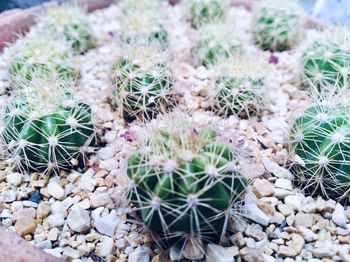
<box><xmin>0</xmin><ymin>2</ymin><xmax>350</xmax><ymax>262</ymax></box>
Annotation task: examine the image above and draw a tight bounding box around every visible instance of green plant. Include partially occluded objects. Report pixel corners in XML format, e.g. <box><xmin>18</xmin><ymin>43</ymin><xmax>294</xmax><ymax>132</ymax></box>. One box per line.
<box><xmin>8</xmin><ymin>37</ymin><xmax>77</xmax><ymax>81</ymax></box>
<box><xmin>290</xmin><ymin>102</ymin><xmax>350</xmax><ymax>199</ymax></box>
<box><xmin>186</xmin><ymin>0</ymin><xmax>228</xmax><ymax>27</ymax></box>
<box><xmin>113</xmin><ymin>46</ymin><xmax>175</xmax><ymax>121</ymax></box>
<box><xmin>127</xmin><ymin>111</ymin><xmax>247</xmax><ymax>250</ymax></box>
<box><xmin>192</xmin><ymin>22</ymin><xmax>243</xmax><ymax>66</ymax></box>
<box><xmin>36</xmin><ymin>4</ymin><xmax>93</xmax><ymax>53</ymax></box>
<box><xmin>0</xmin><ymin>78</ymin><xmax>96</xmax><ymax>173</ymax></box>
<box><xmin>210</xmin><ymin>57</ymin><xmax>265</xmax><ymax>118</ymax></box>
<box><xmin>252</xmin><ymin>0</ymin><xmax>303</xmax><ymax>52</ymax></box>
<box><xmin>301</xmin><ymin>29</ymin><xmax>350</xmax><ymax>89</ymax></box>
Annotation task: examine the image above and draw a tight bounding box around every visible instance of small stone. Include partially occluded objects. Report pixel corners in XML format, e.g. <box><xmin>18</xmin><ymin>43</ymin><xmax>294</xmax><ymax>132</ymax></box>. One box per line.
<box><xmin>99</xmin><ymin>237</ymin><xmax>114</xmax><ymax>257</ymax></box>
<box><xmin>67</xmin><ymin>206</ymin><xmax>91</xmax><ymax>233</ymax></box>
<box><xmin>312</xmin><ymin>247</ymin><xmax>335</xmax><ymax>258</ymax></box>
<box><xmin>15</xmin><ymin>217</ymin><xmax>36</xmax><ymax>236</ymax></box>
<box><xmin>63</xmin><ymin>247</ymin><xmax>80</xmax><ymax>259</ymax></box>
<box><xmin>30</xmin><ymin>173</ymin><xmax>48</xmax><ymax>187</ymax></box>
<box><xmin>278</xmin><ymin>204</ymin><xmax>292</xmax><ymax>217</ymax></box>
<box><xmin>129</xmin><ymin>246</ymin><xmax>150</xmax><ymax>262</ymax></box>
<box><xmin>275</xmin><ymin>178</ymin><xmax>293</xmax><ymax>191</ymax></box>
<box><xmin>6</xmin><ymin>172</ymin><xmax>23</xmax><ymax>187</ymax></box>
<box><xmin>324</xmin><ymin>199</ymin><xmax>336</xmax><ymax>212</ymax></box>
<box><xmin>239</xmin><ymin>247</ymin><xmax>263</xmax><ymax>262</ymax></box>
<box><xmin>35</xmin><ymin>240</ymin><xmax>52</xmax><ymax>249</ymax></box>
<box><xmin>316</xmin><ymin>196</ymin><xmax>326</xmax><ymax>212</ymax></box>
<box><xmin>206</xmin><ymin>244</ymin><xmax>236</xmax><ymax>262</ymax></box>
<box><xmin>245</xmin><ymin>224</ymin><xmax>266</xmax><ymax>241</ymax></box>
<box><xmin>89</xmin><ymin>193</ymin><xmax>112</xmax><ymax>208</ymax></box>
<box><xmin>44</xmin><ymin>248</ymin><xmax>62</xmax><ymax>258</ymax></box>
<box><xmin>47</xmin><ymin>213</ymin><xmax>65</xmax><ymax>228</ymax></box>
<box><xmin>47</xmin><ymin>228</ymin><xmax>59</xmax><ymax>241</ymax></box>
<box><xmin>94</xmin><ymin>210</ymin><xmax>119</xmax><ymax>236</ymax></box>
<box><xmin>285</xmin><ymin>194</ymin><xmax>304</xmax><ymax>212</ymax></box>
<box><xmin>37</xmin><ymin>202</ymin><xmax>51</xmax><ymax>219</ymax></box>
<box><xmin>299</xmin><ymin>227</ymin><xmax>318</xmax><ymax>242</ymax></box>
<box><xmin>230</xmin><ymin>232</ymin><xmax>245</xmax><ymax>248</ymax></box>
<box><xmin>278</xmin><ymin>246</ymin><xmax>297</xmax><ymax>257</ymax></box>
<box><xmin>332</xmin><ymin>203</ymin><xmax>348</xmax><ymax>228</ymax></box>
<box><xmin>295</xmin><ymin>213</ymin><xmax>313</xmax><ymax>228</ymax></box>
<box><xmin>47</xmin><ymin>182</ymin><xmax>65</xmax><ymax>200</ymax></box>
<box><xmin>244</xmin><ymin>200</ymin><xmax>269</xmax><ymax>226</ymax></box>
<box><xmin>252</xmin><ymin>179</ymin><xmax>274</xmax><ymax>198</ymax></box>
<box><xmin>183</xmin><ymin>241</ymin><xmax>205</xmax><ymax>260</ymax></box>
<box><xmin>291</xmin><ymin>233</ymin><xmax>305</xmax><ymax>254</ymax></box>
<box><xmin>0</xmin><ymin>190</ymin><xmax>16</xmax><ymax>203</ymax></box>
<box><xmin>242</xmin><ymin>163</ymin><xmax>265</xmax><ymax>179</ymax></box>
<box><xmin>28</xmin><ymin>189</ymin><xmax>41</xmax><ymax>203</ymax></box>
<box><xmin>262</xmin><ymin>158</ymin><xmax>293</xmax><ymax>179</ymax></box>
<box><xmin>270</xmin><ymin>212</ymin><xmax>285</xmax><ymax>224</ymax></box>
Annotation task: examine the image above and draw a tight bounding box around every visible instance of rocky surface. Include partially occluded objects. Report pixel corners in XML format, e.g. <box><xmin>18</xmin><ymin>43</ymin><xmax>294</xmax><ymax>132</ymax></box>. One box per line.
<box><xmin>0</xmin><ymin>1</ymin><xmax>350</xmax><ymax>262</ymax></box>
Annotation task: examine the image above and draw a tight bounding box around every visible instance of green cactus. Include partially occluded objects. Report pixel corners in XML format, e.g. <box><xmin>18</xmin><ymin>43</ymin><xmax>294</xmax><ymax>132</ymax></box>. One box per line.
<box><xmin>118</xmin><ymin>8</ymin><xmax>168</xmax><ymax>48</ymax></box>
<box><xmin>210</xmin><ymin>57</ymin><xmax>265</xmax><ymax>118</ymax></box>
<box><xmin>8</xmin><ymin>37</ymin><xmax>77</xmax><ymax>81</ymax></box>
<box><xmin>127</xmin><ymin>112</ymin><xmax>247</xmax><ymax>249</ymax></box>
<box><xmin>186</xmin><ymin>0</ymin><xmax>228</xmax><ymax>27</ymax></box>
<box><xmin>301</xmin><ymin>29</ymin><xmax>350</xmax><ymax>89</ymax></box>
<box><xmin>113</xmin><ymin>46</ymin><xmax>175</xmax><ymax>121</ymax></box>
<box><xmin>290</xmin><ymin>103</ymin><xmax>350</xmax><ymax>199</ymax></box>
<box><xmin>0</xmin><ymin>78</ymin><xmax>96</xmax><ymax>173</ymax></box>
<box><xmin>36</xmin><ymin>5</ymin><xmax>93</xmax><ymax>53</ymax></box>
<box><xmin>192</xmin><ymin>23</ymin><xmax>243</xmax><ymax>66</ymax></box>
<box><xmin>252</xmin><ymin>0</ymin><xmax>303</xmax><ymax>52</ymax></box>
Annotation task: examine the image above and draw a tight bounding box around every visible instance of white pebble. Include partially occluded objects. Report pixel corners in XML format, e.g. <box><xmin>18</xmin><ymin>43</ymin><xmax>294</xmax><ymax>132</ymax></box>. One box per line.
<box><xmin>6</xmin><ymin>172</ymin><xmax>23</xmax><ymax>187</ymax></box>
<box><xmin>47</xmin><ymin>182</ymin><xmax>65</xmax><ymax>200</ymax></box>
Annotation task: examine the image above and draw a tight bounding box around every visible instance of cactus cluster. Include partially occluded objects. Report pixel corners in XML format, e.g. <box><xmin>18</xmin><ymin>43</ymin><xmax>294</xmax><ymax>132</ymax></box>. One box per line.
<box><xmin>127</xmin><ymin>112</ymin><xmax>247</xmax><ymax>249</ymax></box>
<box><xmin>186</xmin><ymin>0</ymin><xmax>228</xmax><ymax>27</ymax></box>
<box><xmin>0</xmin><ymin>78</ymin><xmax>95</xmax><ymax>174</ymax></box>
<box><xmin>209</xmin><ymin>56</ymin><xmax>266</xmax><ymax>119</ymax></box>
<box><xmin>112</xmin><ymin>46</ymin><xmax>175</xmax><ymax>121</ymax></box>
<box><xmin>8</xmin><ymin>37</ymin><xmax>77</xmax><ymax>81</ymax></box>
<box><xmin>252</xmin><ymin>0</ymin><xmax>303</xmax><ymax>52</ymax></box>
<box><xmin>192</xmin><ymin>22</ymin><xmax>243</xmax><ymax>66</ymax></box>
<box><xmin>290</xmin><ymin>101</ymin><xmax>350</xmax><ymax>199</ymax></box>
<box><xmin>35</xmin><ymin>5</ymin><xmax>93</xmax><ymax>53</ymax></box>
<box><xmin>301</xmin><ymin>29</ymin><xmax>350</xmax><ymax>89</ymax></box>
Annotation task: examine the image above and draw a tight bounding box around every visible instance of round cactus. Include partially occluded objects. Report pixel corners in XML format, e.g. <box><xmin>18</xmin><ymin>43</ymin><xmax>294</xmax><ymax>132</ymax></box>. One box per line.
<box><xmin>35</xmin><ymin>4</ymin><xmax>93</xmax><ymax>53</ymax></box>
<box><xmin>7</xmin><ymin>37</ymin><xmax>77</xmax><ymax>81</ymax></box>
<box><xmin>186</xmin><ymin>0</ymin><xmax>229</xmax><ymax>27</ymax></box>
<box><xmin>301</xmin><ymin>29</ymin><xmax>350</xmax><ymax>89</ymax></box>
<box><xmin>290</xmin><ymin>103</ymin><xmax>350</xmax><ymax>199</ymax></box>
<box><xmin>127</xmin><ymin>112</ymin><xmax>247</xmax><ymax>249</ymax></box>
<box><xmin>112</xmin><ymin>46</ymin><xmax>175</xmax><ymax>121</ymax></box>
<box><xmin>0</xmin><ymin>78</ymin><xmax>96</xmax><ymax>173</ymax></box>
<box><xmin>192</xmin><ymin>22</ymin><xmax>243</xmax><ymax>66</ymax></box>
<box><xmin>252</xmin><ymin>0</ymin><xmax>303</xmax><ymax>52</ymax></box>
<box><xmin>209</xmin><ymin>56</ymin><xmax>266</xmax><ymax>119</ymax></box>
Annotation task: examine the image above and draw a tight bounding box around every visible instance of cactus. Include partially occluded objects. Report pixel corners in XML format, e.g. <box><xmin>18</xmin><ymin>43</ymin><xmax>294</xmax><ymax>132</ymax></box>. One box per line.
<box><xmin>0</xmin><ymin>78</ymin><xmax>96</xmax><ymax>173</ymax></box>
<box><xmin>112</xmin><ymin>46</ymin><xmax>175</xmax><ymax>121</ymax></box>
<box><xmin>209</xmin><ymin>56</ymin><xmax>266</xmax><ymax>119</ymax></box>
<box><xmin>186</xmin><ymin>0</ymin><xmax>229</xmax><ymax>27</ymax></box>
<box><xmin>7</xmin><ymin>37</ymin><xmax>77</xmax><ymax>81</ymax></box>
<box><xmin>252</xmin><ymin>0</ymin><xmax>303</xmax><ymax>52</ymax></box>
<box><xmin>127</xmin><ymin>111</ymin><xmax>247</xmax><ymax>250</ymax></box>
<box><xmin>301</xmin><ymin>28</ymin><xmax>350</xmax><ymax>89</ymax></box>
<box><xmin>192</xmin><ymin>22</ymin><xmax>243</xmax><ymax>66</ymax></box>
<box><xmin>118</xmin><ymin>8</ymin><xmax>168</xmax><ymax>48</ymax></box>
<box><xmin>289</xmin><ymin>100</ymin><xmax>350</xmax><ymax>199</ymax></box>
<box><xmin>35</xmin><ymin>4</ymin><xmax>93</xmax><ymax>53</ymax></box>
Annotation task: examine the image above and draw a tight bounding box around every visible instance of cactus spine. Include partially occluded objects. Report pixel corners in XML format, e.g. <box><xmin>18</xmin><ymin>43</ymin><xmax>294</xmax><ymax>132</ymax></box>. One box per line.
<box><xmin>252</xmin><ymin>0</ymin><xmax>303</xmax><ymax>52</ymax></box>
<box><xmin>127</xmin><ymin>112</ymin><xmax>247</xmax><ymax>249</ymax></box>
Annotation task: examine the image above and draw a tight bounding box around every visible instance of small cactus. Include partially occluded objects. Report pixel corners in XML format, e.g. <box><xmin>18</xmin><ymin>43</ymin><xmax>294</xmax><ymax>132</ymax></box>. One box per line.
<box><xmin>7</xmin><ymin>37</ymin><xmax>77</xmax><ymax>81</ymax></box>
<box><xmin>209</xmin><ymin>56</ymin><xmax>266</xmax><ymax>119</ymax></box>
<box><xmin>0</xmin><ymin>78</ymin><xmax>96</xmax><ymax>173</ymax></box>
<box><xmin>252</xmin><ymin>0</ymin><xmax>303</xmax><ymax>52</ymax></box>
<box><xmin>127</xmin><ymin>111</ymin><xmax>247</xmax><ymax>250</ymax></box>
<box><xmin>192</xmin><ymin>22</ymin><xmax>243</xmax><ymax>66</ymax></box>
<box><xmin>289</xmin><ymin>99</ymin><xmax>350</xmax><ymax>199</ymax></box>
<box><xmin>301</xmin><ymin>28</ymin><xmax>350</xmax><ymax>89</ymax></box>
<box><xmin>186</xmin><ymin>0</ymin><xmax>229</xmax><ymax>27</ymax></box>
<box><xmin>35</xmin><ymin>4</ymin><xmax>93</xmax><ymax>53</ymax></box>
<box><xmin>112</xmin><ymin>45</ymin><xmax>175</xmax><ymax>121</ymax></box>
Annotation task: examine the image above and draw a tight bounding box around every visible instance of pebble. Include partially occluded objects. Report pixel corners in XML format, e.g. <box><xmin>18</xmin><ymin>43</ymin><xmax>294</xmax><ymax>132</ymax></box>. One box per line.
<box><xmin>99</xmin><ymin>236</ymin><xmax>114</xmax><ymax>257</ymax></box>
<box><xmin>6</xmin><ymin>172</ymin><xmax>23</xmax><ymax>186</ymax></box>
<box><xmin>277</xmin><ymin>204</ymin><xmax>292</xmax><ymax>217</ymax></box>
<box><xmin>67</xmin><ymin>206</ymin><xmax>91</xmax><ymax>233</ymax></box>
<box><xmin>183</xmin><ymin>240</ymin><xmax>205</xmax><ymax>260</ymax></box>
<box><xmin>15</xmin><ymin>217</ymin><xmax>36</xmax><ymax>236</ymax></box>
<box><xmin>252</xmin><ymin>179</ymin><xmax>274</xmax><ymax>198</ymax></box>
<box><xmin>299</xmin><ymin>227</ymin><xmax>318</xmax><ymax>242</ymax></box>
<box><xmin>332</xmin><ymin>203</ymin><xmax>348</xmax><ymax>228</ymax></box>
<box><xmin>47</xmin><ymin>228</ymin><xmax>59</xmax><ymax>241</ymax></box>
<box><xmin>37</xmin><ymin>202</ymin><xmax>51</xmax><ymax>219</ymax></box>
<box><xmin>47</xmin><ymin>182</ymin><xmax>65</xmax><ymax>200</ymax></box>
<box><xmin>245</xmin><ymin>224</ymin><xmax>266</xmax><ymax>241</ymax></box>
<box><xmin>89</xmin><ymin>193</ymin><xmax>112</xmax><ymax>208</ymax></box>
<box><xmin>13</xmin><ymin>208</ymin><xmax>36</xmax><ymax>221</ymax></box>
<box><xmin>35</xmin><ymin>240</ymin><xmax>53</xmax><ymax>249</ymax></box>
<box><xmin>291</xmin><ymin>233</ymin><xmax>305</xmax><ymax>254</ymax></box>
<box><xmin>262</xmin><ymin>158</ymin><xmax>293</xmax><ymax>179</ymax></box>
<box><xmin>312</xmin><ymin>247</ymin><xmax>335</xmax><ymax>258</ymax></box>
<box><xmin>47</xmin><ymin>213</ymin><xmax>65</xmax><ymax>228</ymax></box>
<box><xmin>128</xmin><ymin>246</ymin><xmax>150</xmax><ymax>262</ymax></box>
<box><xmin>230</xmin><ymin>232</ymin><xmax>245</xmax><ymax>248</ymax></box>
<box><xmin>275</xmin><ymin>178</ymin><xmax>293</xmax><ymax>191</ymax></box>
<box><xmin>63</xmin><ymin>246</ymin><xmax>80</xmax><ymax>259</ymax></box>
<box><xmin>285</xmin><ymin>194</ymin><xmax>304</xmax><ymax>212</ymax></box>
<box><xmin>0</xmin><ymin>190</ymin><xmax>16</xmax><ymax>203</ymax></box>
<box><xmin>93</xmin><ymin>209</ymin><xmax>119</xmax><ymax>236</ymax></box>
<box><xmin>294</xmin><ymin>213</ymin><xmax>313</xmax><ymax>228</ymax></box>
<box><xmin>278</xmin><ymin>246</ymin><xmax>297</xmax><ymax>257</ymax></box>
<box><xmin>244</xmin><ymin>200</ymin><xmax>269</xmax><ymax>226</ymax></box>
<box><xmin>206</xmin><ymin>244</ymin><xmax>236</xmax><ymax>262</ymax></box>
